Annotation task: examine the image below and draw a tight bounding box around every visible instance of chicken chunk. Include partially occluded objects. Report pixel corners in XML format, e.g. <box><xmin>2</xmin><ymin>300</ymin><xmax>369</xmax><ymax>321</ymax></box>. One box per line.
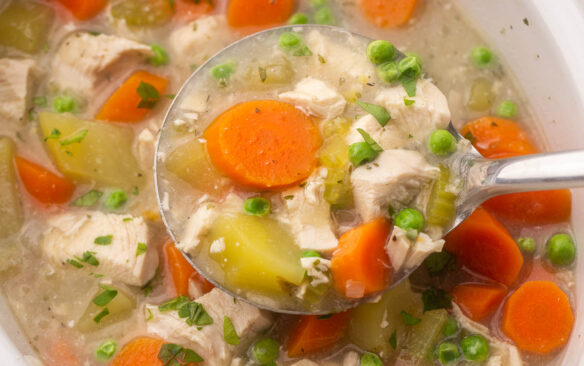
<box><xmin>291</xmin><ymin>360</ymin><xmax>320</xmax><ymax>366</ymax></box>
<box><xmin>386</xmin><ymin>227</ymin><xmax>444</xmax><ymax>272</ymax></box>
<box><xmin>0</xmin><ymin>58</ymin><xmax>35</xmax><ymax>124</ymax></box>
<box><xmin>41</xmin><ymin>211</ymin><xmax>157</xmax><ymax>286</ymax></box>
<box><xmin>279</xmin><ymin>169</ymin><xmax>338</xmax><ymax>251</ymax></box>
<box><xmin>49</xmin><ymin>32</ymin><xmax>153</xmax><ymax>100</ymax></box>
<box><xmin>169</xmin><ymin>15</ymin><xmax>234</xmax><ymax>68</ymax></box>
<box><xmin>351</xmin><ymin>150</ymin><xmax>439</xmax><ymax>222</ymax></box>
<box><xmin>452</xmin><ymin>304</ymin><xmax>523</xmax><ymax>366</ymax></box>
<box><xmin>146</xmin><ymin>288</ymin><xmax>272</xmax><ymax>366</ymax></box>
<box><xmin>347</xmin><ymin>79</ymin><xmax>451</xmax><ymax>148</ymax></box>
<box><xmin>279</xmin><ymin>77</ymin><xmax>347</xmax><ymax>120</ymax></box>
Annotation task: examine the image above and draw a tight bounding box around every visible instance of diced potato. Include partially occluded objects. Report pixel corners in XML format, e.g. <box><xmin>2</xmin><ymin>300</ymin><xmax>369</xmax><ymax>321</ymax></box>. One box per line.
<box><xmin>207</xmin><ymin>213</ymin><xmax>305</xmax><ymax>295</ymax></box>
<box><xmin>241</xmin><ymin>58</ymin><xmax>295</xmax><ymax>89</ymax></box>
<box><xmin>400</xmin><ymin>309</ymin><xmax>449</xmax><ymax>363</ymax></box>
<box><xmin>319</xmin><ymin>136</ymin><xmax>349</xmax><ymax>169</ymax></box>
<box><xmin>77</xmin><ymin>285</ymin><xmax>136</xmax><ymax>332</ymax></box>
<box><xmin>467</xmin><ymin>77</ymin><xmax>494</xmax><ymax>111</ymax></box>
<box><xmin>110</xmin><ymin>0</ymin><xmax>173</xmax><ymax>26</ymax></box>
<box><xmin>39</xmin><ymin>112</ymin><xmax>143</xmax><ymax>188</ymax></box>
<box><xmin>348</xmin><ymin>280</ymin><xmax>423</xmax><ymax>357</ymax></box>
<box><xmin>0</xmin><ymin>137</ymin><xmax>23</xmax><ymax>238</ymax></box>
<box><xmin>0</xmin><ymin>1</ymin><xmax>54</xmax><ymax>54</ymax></box>
<box><xmin>165</xmin><ymin>138</ymin><xmax>228</xmax><ymax>196</ymax></box>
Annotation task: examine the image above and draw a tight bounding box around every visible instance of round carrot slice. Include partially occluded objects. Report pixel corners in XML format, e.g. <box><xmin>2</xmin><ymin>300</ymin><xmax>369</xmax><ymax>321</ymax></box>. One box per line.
<box><xmin>204</xmin><ymin>100</ymin><xmax>321</xmax><ymax>189</ymax></box>
<box><xmin>360</xmin><ymin>0</ymin><xmax>419</xmax><ymax>28</ymax></box>
<box><xmin>110</xmin><ymin>337</ymin><xmax>165</xmax><ymax>366</ymax></box>
<box><xmin>502</xmin><ymin>281</ymin><xmax>574</xmax><ymax>354</ymax></box>
<box><xmin>227</xmin><ymin>0</ymin><xmax>294</xmax><ymax>28</ymax></box>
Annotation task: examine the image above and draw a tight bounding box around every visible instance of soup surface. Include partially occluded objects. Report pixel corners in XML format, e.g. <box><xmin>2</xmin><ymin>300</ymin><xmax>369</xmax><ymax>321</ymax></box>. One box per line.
<box><xmin>0</xmin><ymin>0</ymin><xmax>576</xmax><ymax>365</ymax></box>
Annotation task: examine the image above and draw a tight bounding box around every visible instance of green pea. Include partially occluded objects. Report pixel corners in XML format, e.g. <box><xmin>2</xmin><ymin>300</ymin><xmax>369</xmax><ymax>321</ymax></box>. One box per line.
<box><xmin>377</xmin><ymin>62</ymin><xmax>399</xmax><ymax>83</ymax></box>
<box><xmin>244</xmin><ymin>197</ymin><xmax>271</xmax><ymax>216</ymax></box>
<box><xmin>252</xmin><ymin>337</ymin><xmax>280</xmax><ymax>364</ymax></box>
<box><xmin>406</xmin><ymin>52</ymin><xmax>423</xmax><ymax>67</ymax></box>
<box><xmin>95</xmin><ymin>340</ymin><xmax>117</xmax><ymax>361</ymax></box>
<box><xmin>105</xmin><ymin>189</ymin><xmax>127</xmax><ymax>211</ymax></box>
<box><xmin>438</xmin><ymin>342</ymin><xmax>459</xmax><ymax>364</ymax></box>
<box><xmin>288</xmin><ymin>12</ymin><xmax>309</xmax><ymax>24</ymax></box>
<box><xmin>348</xmin><ymin>142</ymin><xmax>378</xmax><ymax>166</ymax></box>
<box><xmin>53</xmin><ymin>95</ymin><xmax>76</xmax><ymax>113</ymax></box>
<box><xmin>360</xmin><ymin>352</ymin><xmax>383</xmax><ymax>366</ymax></box>
<box><xmin>517</xmin><ymin>237</ymin><xmax>536</xmax><ymax>255</ymax></box>
<box><xmin>149</xmin><ymin>44</ymin><xmax>169</xmax><ymax>66</ymax></box>
<box><xmin>279</xmin><ymin>32</ymin><xmax>302</xmax><ymax>50</ymax></box>
<box><xmin>546</xmin><ymin>233</ymin><xmax>576</xmax><ymax>266</ymax></box>
<box><xmin>395</xmin><ymin>208</ymin><xmax>425</xmax><ymax>232</ymax></box>
<box><xmin>442</xmin><ymin>317</ymin><xmax>459</xmax><ymax>337</ymax></box>
<box><xmin>460</xmin><ymin>335</ymin><xmax>489</xmax><ymax>362</ymax></box>
<box><xmin>428</xmin><ymin>129</ymin><xmax>457</xmax><ymax>156</ymax></box>
<box><xmin>397</xmin><ymin>55</ymin><xmax>422</xmax><ymax>79</ymax></box>
<box><xmin>367</xmin><ymin>40</ymin><xmax>396</xmax><ymax>65</ymax></box>
<box><xmin>470</xmin><ymin>46</ymin><xmax>494</xmax><ymax>68</ymax></box>
<box><xmin>301</xmin><ymin>250</ymin><xmax>322</xmax><ymax>258</ymax></box>
<box><xmin>314</xmin><ymin>6</ymin><xmax>335</xmax><ymax>25</ymax></box>
<box><xmin>210</xmin><ymin>62</ymin><xmax>235</xmax><ymax>80</ymax></box>
<box><xmin>497</xmin><ymin>100</ymin><xmax>517</xmax><ymax>118</ymax></box>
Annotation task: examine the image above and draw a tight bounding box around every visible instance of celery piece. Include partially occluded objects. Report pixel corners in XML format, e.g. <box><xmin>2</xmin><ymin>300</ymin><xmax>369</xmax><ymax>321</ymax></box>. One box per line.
<box><xmin>0</xmin><ymin>1</ymin><xmax>54</xmax><ymax>54</ymax></box>
<box><xmin>319</xmin><ymin>120</ymin><xmax>353</xmax><ymax>207</ymax></box>
<box><xmin>323</xmin><ymin>167</ymin><xmax>353</xmax><ymax>208</ymax></box>
<box><xmin>77</xmin><ymin>286</ymin><xmax>136</xmax><ymax>332</ymax></box>
<box><xmin>111</xmin><ymin>0</ymin><xmax>173</xmax><ymax>27</ymax></box>
<box><xmin>39</xmin><ymin>112</ymin><xmax>143</xmax><ymax>188</ymax></box>
<box><xmin>348</xmin><ymin>280</ymin><xmax>423</xmax><ymax>357</ymax></box>
<box><xmin>426</xmin><ymin>166</ymin><xmax>456</xmax><ymax>227</ymax></box>
<box><xmin>466</xmin><ymin>78</ymin><xmax>494</xmax><ymax>111</ymax></box>
<box><xmin>400</xmin><ymin>309</ymin><xmax>449</xmax><ymax>363</ymax></box>
<box><xmin>165</xmin><ymin>138</ymin><xmax>228</xmax><ymax>196</ymax></box>
<box><xmin>0</xmin><ymin>137</ymin><xmax>23</xmax><ymax>238</ymax></box>
<box><xmin>206</xmin><ymin>213</ymin><xmax>305</xmax><ymax>295</ymax></box>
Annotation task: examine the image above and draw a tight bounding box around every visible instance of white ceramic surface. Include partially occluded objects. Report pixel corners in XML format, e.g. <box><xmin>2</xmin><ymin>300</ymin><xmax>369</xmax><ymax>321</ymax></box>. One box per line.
<box><xmin>1</xmin><ymin>1</ymin><xmax>584</xmax><ymax>365</ymax></box>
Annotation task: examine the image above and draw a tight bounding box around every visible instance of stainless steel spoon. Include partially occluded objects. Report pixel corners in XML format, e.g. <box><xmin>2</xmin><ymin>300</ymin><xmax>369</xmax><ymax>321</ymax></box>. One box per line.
<box><xmin>155</xmin><ymin>24</ymin><xmax>584</xmax><ymax>314</ymax></box>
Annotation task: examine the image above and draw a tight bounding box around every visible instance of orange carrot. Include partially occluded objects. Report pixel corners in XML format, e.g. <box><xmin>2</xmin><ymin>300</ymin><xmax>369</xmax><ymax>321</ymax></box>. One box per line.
<box><xmin>110</xmin><ymin>337</ymin><xmax>165</xmax><ymax>366</ymax></box>
<box><xmin>15</xmin><ymin>157</ymin><xmax>75</xmax><ymax>204</ymax></box>
<box><xmin>174</xmin><ymin>0</ymin><xmax>213</xmax><ymax>22</ymax></box>
<box><xmin>165</xmin><ymin>242</ymin><xmax>214</xmax><ymax>297</ymax></box>
<box><xmin>204</xmin><ymin>100</ymin><xmax>321</xmax><ymax>189</ymax></box>
<box><xmin>502</xmin><ymin>281</ymin><xmax>574</xmax><ymax>354</ymax></box>
<box><xmin>227</xmin><ymin>0</ymin><xmax>294</xmax><ymax>29</ymax></box>
<box><xmin>461</xmin><ymin>116</ymin><xmax>571</xmax><ymax>225</ymax></box>
<box><xmin>44</xmin><ymin>339</ymin><xmax>80</xmax><ymax>366</ymax></box>
<box><xmin>287</xmin><ymin>312</ymin><xmax>350</xmax><ymax>357</ymax></box>
<box><xmin>330</xmin><ymin>218</ymin><xmax>392</xmax><ymax>298</ymax></box>
<box><xmin>54</xmin><ymin>0</ymin><xmax>107</xmax><ymax>20</ymax></box>
<box><xmin>451</xmin><ymin>284</ymin><xmax>507</xmax><ymax>322</ymax></box>
<box><xmin>359</xmin><ymin>0</ymin><xmax>419</xmax><ymax>28</ymax></box>
<box><xmin>445</xmin><ymin>207</ymin><xmax>523</xmax><ymax>287</ymax></box>
<box><xmin>96</xmin><ymin>70</ymin><xmax>168</xmax><ymax>123</ymax></box>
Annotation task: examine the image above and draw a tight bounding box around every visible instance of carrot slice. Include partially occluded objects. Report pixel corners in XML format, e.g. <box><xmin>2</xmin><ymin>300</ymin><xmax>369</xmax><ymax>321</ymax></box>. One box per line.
<box><xmin>96</xmin><ymin>70</ymin><xmax>168</xmax><ymax>123</ymax></box>
<box><xmin>174</xmin><ymin>0</ymin><xmax>213</xmax><ymax>22</ymax></box>
<box><xmin>110</xmin><ymin>337</ymin><xmax>165</xmax><ymax>366</ymax></box>
<box><xmin>54</xmin><ymin>0</ymin><xmax>107</xmax><ymax>20</ymax></box>
<box><xmin>461</xmin><ymin>116</ymin><xmax>571</xmax><ymax>225</ymax></box>
<box><xmin>227</xmin><ymin>0</ymin><xmax>294</xmax><ymax>29</ymax></box>
<box><xmin>359</xmin><ymin>0</ymin><xmax>419</xmax><ymax>28</ymax></box>
<box><xmin>204</xmin><ymin>100</ymin><xmax>321</xmax><ymax>189</ymax></box>
<box><xmin>15</xmin><ymin>157</ymin><xmax>75</xmax><ymax>204</ymax></box>
<box><xmin>330</xmin><ymin>218</ymin><xmax>392</xmax><ymax>298</ymax></box>
<box><xmin>287</xmin><ymin>312</ymin><xmax>350</xmax><ymax>357</ymax></box>
<box><xmin>451</xmin><ymin>284</ymin><xmax>507</xmax><ymax>322</ymax></box>
<box><xmin>502</xmin><ymin>281</ymin><xmax>574</xmax><ymax>354</ymax></box>
<box><xmin>44</xmin><ymin>339</ymin><xmax>80</xmax><ymax>366</ymax></box>
<box><xmin>165</xmin><ymin>242</ymin><xmax>214</xmax><ymax>297</ymax></box>
<box><xmin>444</xmin><ymin>207</ymin><xmax>523</xmax><ymax>286</ymax></box>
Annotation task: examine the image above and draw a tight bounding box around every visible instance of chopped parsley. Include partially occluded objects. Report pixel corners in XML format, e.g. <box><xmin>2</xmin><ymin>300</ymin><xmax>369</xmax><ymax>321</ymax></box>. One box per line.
<box><xmin>422</xmin><ymin>288</ymin><xmax>452</xmax><ymax>312</ymax></box>
<box><xmin>356</xmin><ymin>101</ymin><xmax>391</xmax><ymax>126</ymax></box>
<box><xmin>400</xmin><ymin>310</ymin><xmax>421</xmax><ymax>326</ymax></box>
<box><xmin>44</xmin><ymin>128</ymin><xmax>61</xmax><ymax>141</ymax></box>
<box><xmin>389</xmin><ymin>329</ymin><xmax>397</xmax><ymax>350</ymax></box>
<box><xmin>178</xmin><ymin>301</ymin><xmax>213</xmax><ymax>327</ymax></box>
<box><xmin>94</xmin><ymin>235</ymin><xmax>113</xmax><ymax>245</ymax></box>
<box><xmin>136</xmin><ymin>242</ymin><xmax>147</xmax><ymax>256</ymax></box>
<box><xmin>404</xmin><ymin>97</ymin><xmax>415</xmax><ymax>106</ymax></box>
<box><xmin>158</xmin><ymin>295</ymin><xmax>190</xmax><ymax>312</ymax></box>
<box><xmin>59</xmin><ymin>130</ymin><xmax>88</xmax><ymax>146</ymax></box>
<box><xmin>223</xmin><ymin>316</ymin><xmax>240</xmax><ymax>345</ymax></box>
<box><xmin>424</xmin><ymin>251</ymin><xmax>457</xmax><ymax>275</ymax></box>
<box><xmin>357</xmin><ymin>128</ymin><xmax>383</xmax><ymax>152</ymax></box>
<box><xmin>79</xmin><ymin>251</ymin><xmax>99</xmax><ymax>266</ymax></box>
<box><xmin>70</xmin><ymin>190</ymin><xmax>103</xmax><ymax>207</ymax></box>
<box><xmin>67</xmin><ymin>259</ymin><xmax>83</xmax><ymax>268</ymax></box>
<box><xmin>400</xmin><ymin>74</ymin><xmax>417</xmax><ymax>97</ymax></box>
<box><xmin>93</xmin><ymin>308</ymin><xmax>110</xmax><ymax>323</ymax></box>
<box><xmin>93</xmin><ymin>285</ymin><xmax>118</xmax><ymax>306</ymax></box>
<box><xmin>158</xmin><ymin>343</ymin><xmax>203</xmax><ymax>366</ymax></box>
<box><xmin>293</xmin><ymin>44</ymin><xmax>313</xmax><ymax>56</ymax></box>
<box><xmin>137</xmin><ymin>81</ymin><xmax>161</xmax><ymax>109</ymax></box>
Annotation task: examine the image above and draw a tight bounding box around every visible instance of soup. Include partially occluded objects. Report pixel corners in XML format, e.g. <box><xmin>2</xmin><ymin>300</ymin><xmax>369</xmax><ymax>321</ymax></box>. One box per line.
<box><xmin>0</xmin><ymin>0</ymin><xmax>576</xmax><ymax>365</ymax></box>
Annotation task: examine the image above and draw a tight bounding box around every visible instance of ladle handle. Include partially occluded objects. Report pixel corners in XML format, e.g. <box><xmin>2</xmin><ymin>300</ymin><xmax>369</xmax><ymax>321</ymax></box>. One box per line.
<box><xmin>478</xmin><ymin>149</ymin><xmax>584</xmax><ymax>197</ymax></box>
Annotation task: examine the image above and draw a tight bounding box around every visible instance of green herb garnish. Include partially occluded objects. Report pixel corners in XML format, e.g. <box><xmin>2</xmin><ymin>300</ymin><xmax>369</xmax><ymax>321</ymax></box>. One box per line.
<box><xmin>422</xmin><ymin>288</ymin><xmax>452</xmax><ymax>312</ymax></box>
<box><xmin>93</xmin><ymin>285</ymin><xmax>118</xmax><ymax>306</ymax></box>
<box><xmin>400</xmin><ymin>310</ymin><xmax>421</xmax><ymax>326</ymax></box>
<box><xmin>357</xmin><ymin>128</ymin><xmax>383</xmax><ymax>152</ymax></box>
<box><xmin>223</xmin><ymin>316</ymin><xmax>240</xmax><ymax>345</ymax></box>
<box><xmin>137</xmin><ymin>81</ymin><xmax>160</xmax><ymax>109</ymax></box>
<box><xmin>59</xmin><ymin>130</ymin><xmax>88</xmax><ymax>146</ymax></box>
<box><xmin>94</xmin><ymin>235</ymin><xmax>113</xmax><ymax>245</ymax></box>
<box><xmin>70</xmin><ymin>190</ymin><xmax>103</xmax><ymax>207</ymax></box>
<box><xmin>93</xmin><ymin>308</ymin><xmax>110</xmax><ymax>323</ymax></box>
<box><xmin>136</xmin><ymin>242</ymin><xmax>147</xmax><ymax>256</ymax></box>
<box><xmin>356</xmin><ymin>101</ymin><xmax>391</xmax><ymax>126</ymax></box>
